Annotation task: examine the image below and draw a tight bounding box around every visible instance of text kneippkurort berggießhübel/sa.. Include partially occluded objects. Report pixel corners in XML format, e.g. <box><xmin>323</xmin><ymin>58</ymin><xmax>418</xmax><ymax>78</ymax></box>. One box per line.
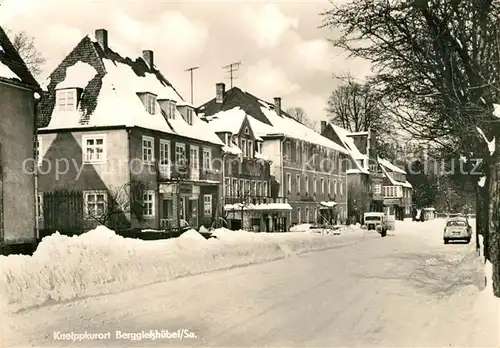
<box><xmin>53</xmin><ymin>329</ymin><xmax>198</xmax><ymax>342</ymax></box>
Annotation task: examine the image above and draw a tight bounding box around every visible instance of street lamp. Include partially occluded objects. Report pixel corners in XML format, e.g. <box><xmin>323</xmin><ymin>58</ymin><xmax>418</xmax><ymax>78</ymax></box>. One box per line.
<box><xmin>241</xmin><ymin>199</ymin><xmax>246</xmax><ymax>230</ymax></box>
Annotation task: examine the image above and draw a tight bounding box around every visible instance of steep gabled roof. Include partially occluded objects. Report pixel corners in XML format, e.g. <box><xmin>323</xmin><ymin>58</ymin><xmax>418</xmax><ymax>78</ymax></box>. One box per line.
<box><xmin>327</xmin><ymin>123</ymin><xmax>369</xmax><ymax>174</ymax></box>
<box><xmin>198</xmin><ymin>87</ymin><xmax>349</xmax><ymax>154</ymax></box>
<box><xmin>0</xmin><ymin>26</ymin><xmax>39</xmax><ymax>90</ymax></box>
<box><xmin>37</xmin><ymin>32</ymin><xmax>223</xmax><ymax>146</ymax></box>
<box><xmin>378</xmin><ymin>157</ymin><xmax>412</xmax><ymax>188</ymax></box>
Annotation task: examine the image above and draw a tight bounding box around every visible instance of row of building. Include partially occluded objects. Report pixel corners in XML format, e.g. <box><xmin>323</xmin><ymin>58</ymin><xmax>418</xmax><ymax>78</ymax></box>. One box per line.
<box><xmin>0</xmin><ymin>27</ymin><xmax>413</xmax><ymax>248</ymax></box>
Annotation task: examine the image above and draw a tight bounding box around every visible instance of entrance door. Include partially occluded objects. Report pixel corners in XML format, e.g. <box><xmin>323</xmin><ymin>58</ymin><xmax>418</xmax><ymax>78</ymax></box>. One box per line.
<box><xmin>190</xmin><ymin>146</ymin><xmax>199</xmax><ymax>181</ymax></box>
<box><xmin>189</xmin><ymin>198</ymin><xmax>199</xmax><ymax>228</ymax></box>
<box><xmin>179</xmin><ymin>197</ymin><xmax>186</xmax><ymax>222</ymax></box>
<box><xmin>161</xmin><ymin>199</ymin><xmax>173</xmax><ymax>229</ymax></box>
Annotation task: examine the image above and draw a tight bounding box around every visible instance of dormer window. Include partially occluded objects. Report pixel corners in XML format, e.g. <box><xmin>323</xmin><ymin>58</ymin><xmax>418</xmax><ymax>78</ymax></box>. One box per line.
<box><xmin>168</xmin><ymin>102</ymin><xmax>176</xmax><ymax>119</ymax></box>
<box><xmin>244</xmin><ymin>127</ymin><xmax>249</xmax><ymax>135</ymax></box>
<box><xmin>146</xmin><ymin>94</ymin><xmax>156</xmax><ymax>114</ymax></box>
<box><xmin>56</xmin><ymin>89</ymin><xmax>78</xmax><ymax>111</ymax></box>
<box><xmin>186</xmin><ymin>108</ymin><xmax>193</xmax><ymax>125</ymax></box>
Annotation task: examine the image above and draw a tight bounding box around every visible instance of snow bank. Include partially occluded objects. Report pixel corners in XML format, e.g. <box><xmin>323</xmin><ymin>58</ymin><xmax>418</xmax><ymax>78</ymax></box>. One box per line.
<box><xmin>1</xmin><ymin>225</ymin><xmax>376</xmax><ymax>312</ymax></box>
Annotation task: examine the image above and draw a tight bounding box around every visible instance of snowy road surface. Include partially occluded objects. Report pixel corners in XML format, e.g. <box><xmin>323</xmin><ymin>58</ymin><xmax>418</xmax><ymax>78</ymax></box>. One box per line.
<box><xmin>4</xmin><ymin>223</ymin><xmax>499</xmax><ymax>347</ymax></box>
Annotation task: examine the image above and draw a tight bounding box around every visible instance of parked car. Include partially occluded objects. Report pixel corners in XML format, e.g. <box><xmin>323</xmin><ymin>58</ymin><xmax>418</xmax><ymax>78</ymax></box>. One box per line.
<box><xmin>443</xmin><ymin>217</ymin><xmax>472</xmax><ymax>244</ymax></box>
<box><xmin>363</xmin><ymin>212</ymin><xmax>388</xmax><ymax>237</ymax></box>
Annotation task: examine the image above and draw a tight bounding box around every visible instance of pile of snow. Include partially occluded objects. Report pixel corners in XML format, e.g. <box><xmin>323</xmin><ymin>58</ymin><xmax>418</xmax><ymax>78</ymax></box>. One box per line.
<box><xmin>1</xmin><ymin>225</ymin><xmax>377</xmax><ymax>312</ymax></box>
<box><xmin>290</xmin><ymin>224</ymin><xmax>312</xmax><ymax>232</ymax></box>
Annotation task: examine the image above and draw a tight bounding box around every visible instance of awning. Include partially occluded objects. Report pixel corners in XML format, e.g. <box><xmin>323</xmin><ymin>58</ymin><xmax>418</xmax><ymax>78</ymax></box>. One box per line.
<box><xmin>320</xmin><ymin>201</ymin><xmax>337</xmax><ymax>208</ymax></box>
<box><xmin>224</xmin><ymin>203</ymin><xmax>293</xmax><ymax>211</ymax></box>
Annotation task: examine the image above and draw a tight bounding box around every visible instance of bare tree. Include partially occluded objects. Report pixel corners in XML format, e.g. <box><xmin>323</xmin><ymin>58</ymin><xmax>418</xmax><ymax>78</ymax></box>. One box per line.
<box><xmin>6</xmin><ymin>29</ymin><xmax>46</xmax><ymax>77</ymax></box>
<box><xmin>286</xmin><ymin>107</ymin><xmax>318</xmax><ymax>130</ymax></box>
<box><xmin>321</xmin><ymin>0</ymin><xmax>500</xmax><ymax>295</ymax></box>
<box><xmin>326</xmin><ymin>74</ymin><xmax>399</xmax><ymax>160</ymax></box>
<box><xmin>85</xmin><ymin>181</ymin><xmax>146</xmax><ymax>230</ymax></box>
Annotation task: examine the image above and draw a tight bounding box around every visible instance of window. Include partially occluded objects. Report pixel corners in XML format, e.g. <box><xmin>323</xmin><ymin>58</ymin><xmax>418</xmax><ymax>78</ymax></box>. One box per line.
<box><xmin>175</xmin><ymin>143</ymin><xmax>186</xmax><ymax>166</ymax></box>
<box><xmin>313</xmin><ymin>177</ymin><xmax>317</xmax><ymax>194</ymax></box>
<box><xmin>203</xmin><ymin>147</ymin><xmax>212</xmax><ymax>170</ymax></box>
<box><xmin>239</xmin><ymin>179</ymin><xmax>244</xmax><ymax>196</ymax></box>
<box><xmin>84</xmin><ymin>191</ymin><xmax>107</xmax><ymax>218</ymax></box>
<box><xmin>287</xmin><ymin>173</ymin><xmax>292</xmax><ymax>193</ymax></box>
<box><xmin>36</xmin><ymin>136</ymin><xmax>42</xmax><ymax>165</ymax></box>
<box><xmin>37</xmin><ymin>193</ymin><xmax>43</xmax><ymax>220</ymax></box>
<box><xmin>245</xmin><ymin>180</ymin><xmax>250</xmax><ymax>195</ymax></box>
<box><xmin>305</xmin><ymin>176</ymin><xmax>309</xmax><ymax>194</ymax></box>
<box><xmin>224</xmin><ymin>178</ymin><xmax>230</xmax><ymax>196</ymax></box>
<box><xmin>263</xmin><ymin>182</ymin><xmax>268</xmax><ymax>196</ymax></box>
<box><xmin>257</xmin><ymin>142</ymin><xmax>262</xmax><ymax>153</ymax></box>
<box><xmin>159</xmin><ymin>140</ymin><xmax>170</xmax><ymax>166</ymax></box>
<box><xmin>224</xmin><ymin>133</ymin><xmax>230</xmax><ymax>145</ymax></box>
<box><xmin>204</xmin><ymin>195</ymin><xmax>212</xmax><ymax>216</ymax></box>
<box><xmin>296</xmin><ymin>174</ymin><xmax>301</xmax><ymax>193</ymax></box>
<box><xmin>143</xmin><ymin>191</ymin><xmax>155</xmax><ymax>217</ymax></box>
<box><xmin>340</xmin><ymin>180</ymin><xmax>343</xmax><ymax>195</ymax></box>
<box><xmin>82</xmin><ymin>135</ymin><xmax>106</xmax><ymax>163</ymax></box>
<box><xmin>305</xmin><ymin>208</ymin><xmax>309</xmax><ymax>223</ymax></box>
<box><xmin>285</xmin><ymin>141</ymin><xmax>291</xmax><ymax>159</ymax></box>
<box><xmin>334</xmin><ymin>179</ymin><xmax>338</xmax><ymax>195</ymax></box>
<box><xmin>374</xmin><ymin>183</ymin><xmax>382</xmax><ymax>194</ymax></box>
<box><xmin>251</xmin><ymin>181</ymin><xmax>256</xmax><ymax>196</ymax></box>
<box><xmin>232</xmin><ymin>178</ymin><xmax>238</xmax><ymax>196</ymax></box>
<box><xmin>142</xmin><ymin>136</ymin><xmax>154</xmax><ymax>164</ymax></box>
<box><xmin>327</xmin><ymin>179</ymin><xmax>331</xmax><ymax>195</ymax></box>
<box><xmin>314</xmin><ymin>208</ymin><xmax>318</xmax><ymax>223</ymax></box>
<box><xmin>302</xmin><ymin>144</ymin><xmax>308</xmax><ymax>163</ymax></box>
<box><xmin>189</xmin><ymin>146</ymin><xmax>199</xmax><ymax>179</ymax></box>
<box><xmin>297</xmin><ymin>208</ymin><xmax>302</xmax><ymax>223</ymax></box>
<box><xmin>295</xmin><ymin>142</ymin><xmax>301</xmax><ymax>162</ymax></box>
<box><xmin>241</xmin><ymin>138</ymin><xmax>247</xmax><ymax>157</ymax></box>
<box><xmin>247</xmin><ymin>140</ymin><xmax>254</xmax><ymax>158</ymax></box>
<box><xmin>56</xmin><ymin>89</ymin><xmax>77</xmax><ymax>111</ymax></box>
<box><xmin>257</xmin><ymin>182</ymin><xmax>261</xmax><ymax>196</ymax></box>
<box><xmin>186</xmin><ymin>108</ymin><xmax>193</xmax><ymax>125</ymax></box>
<box><xmin>244</xmin><ymin>127</ymin><xmax>249</xmax><ymax>135</ymax></box>
<box><xmin>321</xmin><ymin>178</ymin><xmax>324</xmax><ymax>194</ymax></box>
<box><xmin>146</xmin><ymin>94</ymin><xmax>156</xmax><ymax>114</ymax></box>
<box><xmin>167</xmin><ymin>101</ymin><xmax>176</xmax><ymax>119</ymax></box>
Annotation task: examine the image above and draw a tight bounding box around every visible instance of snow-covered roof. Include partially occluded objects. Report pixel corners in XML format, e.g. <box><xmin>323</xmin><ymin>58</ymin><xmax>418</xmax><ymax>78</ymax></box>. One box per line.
<box><xmin>0</xmin><ymin>26</ymin><xmax>39</xmax><ymax>90</ymax></box>
<box><xmin>55</xmin><ymin>61</ymin><xmax>97</xmax><ymax>89</ymax></box>
<box><xmin>224</xmin><ymin>203</ymin><xmax>292</xmax><ymax>211</ymax></box>
<box><xmin>258</xmin><ymin>100</ymin><xmax>348</xmax><ymax>154</ymax></box>
<box><xmin>378</xmin><ymin>157</ymin><xmax>407</xmax><ymax>174</ymax></box>
<box><xmin>204</xmin><ymin>107</ymin><xmax>266</xmax><ymax>141</ymax></box>
<box><xmin>379</xmin><ymin>162</ymin><xmax>412</xmax><ymax>188</ymax></box>
<box><xmin>37</xmin><ymin>35</ymin><xmax>222</xmax><ymax>146</ymax></box>
<box><xmin>329</xmin><ymin>124</ymin><xmax>369</xmax><ymax>174</ymax></box>
<box><xmin>255</xmin><ymin>151</ymin><xmax>271</xmax><ymax>162</ymax></box>
<box><xmin>222</xmin><ymin>144</ymin><xmax>242</xmax><ymax>155</ymax></box>
<box><xmin>198</xmin><ymin>87</ymin><xmax>348</xmax><ymax>155</ymax></box>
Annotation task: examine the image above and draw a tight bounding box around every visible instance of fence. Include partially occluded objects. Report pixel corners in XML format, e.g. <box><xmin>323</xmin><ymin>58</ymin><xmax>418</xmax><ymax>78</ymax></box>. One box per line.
<box><xmin>41</xmin><ymin>190</ymin><xmax>84</xmax><ymax>238</ymax></box>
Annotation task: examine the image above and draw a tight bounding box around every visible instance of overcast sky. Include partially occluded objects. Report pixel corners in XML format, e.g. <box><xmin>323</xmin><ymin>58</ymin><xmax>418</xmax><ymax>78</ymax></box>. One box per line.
<box><xmin>0</xmin><ymin>0</ymin><xmax>372</xmax><ymax>125</ymax></box>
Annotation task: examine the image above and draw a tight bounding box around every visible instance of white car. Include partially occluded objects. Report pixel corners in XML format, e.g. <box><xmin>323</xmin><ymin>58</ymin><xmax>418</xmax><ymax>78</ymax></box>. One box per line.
<box><xmin>443</xmin><ymin>217</ymin><xmax>472</xmax><ymax>244</ymax></box>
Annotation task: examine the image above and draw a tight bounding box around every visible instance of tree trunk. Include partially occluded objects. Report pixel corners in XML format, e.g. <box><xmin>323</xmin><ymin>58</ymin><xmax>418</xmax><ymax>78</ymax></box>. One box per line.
<box><xmin>487</xmin><ymin>124</ymin><xmax>500</xmax><ymax>297</ymax></box>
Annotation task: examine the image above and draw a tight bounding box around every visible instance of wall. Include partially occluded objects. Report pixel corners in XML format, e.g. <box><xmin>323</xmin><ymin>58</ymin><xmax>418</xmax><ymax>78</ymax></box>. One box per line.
<box><xmin>0</xmin><ymin>83</ymin><xmax>36</xmax><ymax>243</ymax></box>
<box><xmin>38</xmin><ymin>128</ymin><xmax>131</xmax><ymax>230</ymax></box>
<box><xmin>262</xmin><ymin>138</ymin><xmax>282</xmax><ymax>192</ymax></box>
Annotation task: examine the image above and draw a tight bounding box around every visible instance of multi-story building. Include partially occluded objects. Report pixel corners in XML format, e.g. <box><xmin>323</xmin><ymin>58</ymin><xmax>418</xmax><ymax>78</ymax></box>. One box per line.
<box><xmin>198</xmin><ymin>83</ymin><xmax>349</xmax><ymax>226</ymax></box>
<box><xmin>377</xmin><ymin>157</ymin><xmax>413</xmax><ymax>220</ymax></box>
<box><xmin>36</xmin><ymin>28</ymin><xmax>224</xmax><ymax>233</ymax></box>
<box><xmin>0</xmin><ymin>26</ymin><xmax>40</xmax><ymax>252</ymax></box>
<box><xmin>321</xmin><ymin>121</ymin><xmax>412</xmax><ymax>224</ymax></box>
<box><xmin>202</xmin><ymin>92</ymin><xmax>291</xmax><ymax>232</ymax></box>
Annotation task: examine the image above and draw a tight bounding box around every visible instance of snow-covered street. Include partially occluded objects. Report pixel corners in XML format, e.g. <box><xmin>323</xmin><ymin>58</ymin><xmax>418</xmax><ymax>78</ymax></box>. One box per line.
<box><xmin>3</xmin><ymin>220</ymin><xmax>499</xmax><ymax>347</ymax></box>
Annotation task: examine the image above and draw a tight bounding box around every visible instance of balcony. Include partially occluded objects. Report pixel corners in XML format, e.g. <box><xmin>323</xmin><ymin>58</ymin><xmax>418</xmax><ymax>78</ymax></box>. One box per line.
<box><xmin>225</xmin><ymin>196</ymin><xmax>288</xmax><ymax>205</ymax></box>
<box><xmin>160</xmin><ymin>218</ymin><xmax>176</xmax><ymax>229</ymax></box>
<box><xmin>200</xmin><ymin>169</ymin><xmax>221</xmax><ymax>182</ymax></box>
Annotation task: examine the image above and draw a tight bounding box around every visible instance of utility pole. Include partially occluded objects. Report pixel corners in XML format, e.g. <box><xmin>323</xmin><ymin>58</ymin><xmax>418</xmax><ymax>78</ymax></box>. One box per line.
<box><xmin>222</xmin><ymin>61</ymin><xmax>242</xmax><ymax>88</ymax></box>
<box><xmin>185</xmin><ymin>66</ymin><xmax>199</xmax><ymax>105</ymax></box>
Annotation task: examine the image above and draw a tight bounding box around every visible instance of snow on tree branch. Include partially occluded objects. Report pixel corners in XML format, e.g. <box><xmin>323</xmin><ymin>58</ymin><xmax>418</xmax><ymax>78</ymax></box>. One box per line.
<box><xmin>476</xmin><ymin>126</ymin><xmax>496</xmax><ymax>155</ymax></box>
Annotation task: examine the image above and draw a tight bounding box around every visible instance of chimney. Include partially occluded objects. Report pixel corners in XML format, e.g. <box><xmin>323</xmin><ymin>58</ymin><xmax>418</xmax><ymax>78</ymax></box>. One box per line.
<box><xmin>142</xmin><ymin>50</ymin><xmax>154</xmax><ymax>68</ymax></box>
<box><xmin>216</xmin><ymin>83</ymin><xmax>225</xmax><ymax>103</ymax></box>
<box><xmin>95</xmin><ymin>29</ymin><xmax>108</xmax><ymax>50</ymax></box>
<box><xmin>274</xmin><ymin>97</ymin><xmax>281</xmax><ymax>116</ymax></box>
<box><xmin>320</xmin><ymin>121</ymin><xmax>327</xmax><ymax>134</ymax></box>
